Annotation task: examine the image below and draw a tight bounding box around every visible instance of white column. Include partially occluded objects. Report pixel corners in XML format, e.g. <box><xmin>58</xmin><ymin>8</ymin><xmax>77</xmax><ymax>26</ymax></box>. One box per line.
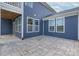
<box><xmin>21</xmin><ymin>2</ymin><xmax>24</xmax><ymax>39</ymax></box>
<box><xmin>78</xmin><ymin>12</ymin><xmax>79</xmax><ymax>40</ymax></box>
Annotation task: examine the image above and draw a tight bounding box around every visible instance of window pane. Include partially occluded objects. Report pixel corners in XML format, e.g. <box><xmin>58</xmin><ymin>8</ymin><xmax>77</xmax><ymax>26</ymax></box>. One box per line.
<box><xmin>56</xmin><ymin>18</ymin><xmax>64</xmax><ymax>26</ymax></box>
<box><xmin>50</xmin><ymin>26</ymin><xmax>54</xmax><ymax>31</ymax></box>
<box><xmin>35</xmin><ymin>20</ymin><xmax>38</xmax><ymax>25</ymax></box>
<box><xmin>15</xmin><ymin>25</ymin><xmax>17</xmax><ymax>32</ymax></box>
<box><xmin>49</xmin><ymin>19</ymin><xmax>55</xmax><ymax>32</ymax></box>
<box><xmin>34</xmin><ymin>26</ymin><xmax>39</xmax><ymax>31</ymax></box>
<box><xmin>56</xmin><ymin>17</ymin><xmax>64</xmax><ymax>32</ymax></box>
<box><xmin>16</xmin><ymin>20</ymin><xmax>18</xmax><ymax>25</ymax></box>
<box><xmin>27</xmin><ymin>17</ymin><xmax>39</xmax><ymax>32</ymax></box>
<box><xmin>15</xmin><ymin>20</ymin><xmax>18</xmax><ymax>32</ymax></box>
<box><xmin>57</xmin><ymin>26</ymin><xmax>63</xmax><ymax>32</ymax></box>
<box><xmin>28</xmin><ymin>25</ymin><xmax>32</xmax><ymax>31</ymax></box>
<box><xmin>28</xmin><ymin>18</ymin><xmax>33</xmax><ymax>25</ymax></box>
<box><xmin>18</xmin><ymin>16</ymin><xmax>21</xmax><ymax>24</ymax></box>
<box><xmin>17</xmin><ymin>19</ymin><xmax>19</xmax><ymax>24</ymax></box>
<box><xmin>19</xmin><ymin>25</ymin><xmax>21</xmax><ymax>32</ymax></box>
<box><xmin>49</xmin><ymin>20</ymin><xmax>55</xmax><ymax>26</ymax></box>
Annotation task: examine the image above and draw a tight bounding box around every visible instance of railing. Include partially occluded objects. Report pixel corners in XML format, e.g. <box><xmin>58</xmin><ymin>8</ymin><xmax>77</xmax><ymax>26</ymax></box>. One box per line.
<box><xmin>4</xmin><ymin>2</ymin><xmax>22</xmax><ymax>8</ymax></box>
<box><xmin>0</xmin><ymin>2</ymin><xmax>22</xmax><ymax>14</ymax></box>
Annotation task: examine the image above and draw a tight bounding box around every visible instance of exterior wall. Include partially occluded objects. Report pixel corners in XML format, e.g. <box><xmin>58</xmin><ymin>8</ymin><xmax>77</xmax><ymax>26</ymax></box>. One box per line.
<box><xmin>14</xmin><ymin>16</ymin><xmax>22</xmax><ymax>38</ymax></box>
<box><xmin>0</xmin><ymin>2</ymin><xmax>55</xmax><ymax>39</ymax></box>
<box><xmin>1</xmin><ymin>18</ymin><xmax>13</xmax><ymax>35</ymax></box>
<box><xmin>23</xmin><ymin>2</ymin><xmax>53</xmax><ymax>38</ymax></box>
<box><xmin>1</xmin><ymin>2</ymin><xmax>78</xmax><ymax>40</ymax></box>
<box><xmin>0</xmin><ymin>15</ymin><xmax>22</xmax><ymax>38</ymax></box>
<box><xmin>44</xmin><ymin>15</ymin><xmax>78</xmax><ymax>40</ymax></box>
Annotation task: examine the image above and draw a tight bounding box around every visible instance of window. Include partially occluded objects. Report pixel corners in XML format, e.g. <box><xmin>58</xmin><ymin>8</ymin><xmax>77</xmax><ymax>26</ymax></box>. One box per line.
<box><xmin>15</xmin><ymin>19</ymin><xmax>18</xmax><ymax>32</ymax></box>
<box><xmin>18</xmin><ymin>16</ymin><xmax>21</xmax><ymax>32</ymax></box>
<box><xmin>49</xmin><ymin>19</ymin><xmax>55</xmax><ymax>32</ymax></box>
<box><xmin>25</xmin><ymin>2</ymin><xmax>33</xmax><ymax>8</ymax></box>
<box><xmin>15</xmin><ymin>16</ymin><xmax>21</xmax><ymax>33</ymax></box>
<box><xmin>27</xmin><ymin>18</ymin><xmax>33</xmax><ymax>32</ymax></box>
<box><xmin>27</xmin><ymin>17</ymin><xmax>39</xmax><ymax>33</ymax></box>
<box><xmin>34</xmin><ymin>19</ymin><xmax>39</xmax><ymax>32</ymax></box>
<box><xmin>56</xmin><ymin>17</ymin><xmax>65</xmax><ymax>33</ymax></box>
<box><xmin>48</xmin><ymin>17</ymin><xmax>65</xmax><ymax>33</ymax></box>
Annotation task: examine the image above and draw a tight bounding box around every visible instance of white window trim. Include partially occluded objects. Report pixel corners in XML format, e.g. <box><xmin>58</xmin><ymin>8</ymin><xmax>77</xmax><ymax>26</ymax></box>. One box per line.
<box><xmin>48</xmin><ymin>19</ymin><xmax>55</xmax><ymax>32</ymax></box>
<box><xmin>27</xmin><ymin>17</ymin><xmax>33</xmax><ymax>33</ymax></box>
<box><xmin>56</xmin><ymin>17</ymin><xmax>65</xmax><ymax>33</ymax></box>
<box><xmin>27</xmin><ymin>16</ymin><xmax>40</xmax><ymax>33</ymax></box>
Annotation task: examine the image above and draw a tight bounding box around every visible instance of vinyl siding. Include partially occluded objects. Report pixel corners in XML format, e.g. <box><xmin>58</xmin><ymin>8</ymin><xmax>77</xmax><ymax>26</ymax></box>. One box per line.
<box><xmin>1</xmin><ymin>18</ymin><xmax>13</xmax><ymax>35</ymax></box>
<box><xmin>24</xmin><ymin>2</ymin><xmax>54</xmax><ymax>38</ymax></box>
<box><xmin>44</xmin><ymin>15</ymin><xmax>78</xmax><ymax>40</ymax></box>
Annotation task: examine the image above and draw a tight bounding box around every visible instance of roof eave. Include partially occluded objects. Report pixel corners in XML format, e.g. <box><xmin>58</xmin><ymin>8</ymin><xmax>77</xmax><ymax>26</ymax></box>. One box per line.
<box><xmin>43</xmin><ymin>8</ymin><xmax>79</xmax><ymax>20</ymax></box>
<box><xmin>40</xmin><ymin>2</ymin><xmax>56</xmax><ymax>13</ymax></box>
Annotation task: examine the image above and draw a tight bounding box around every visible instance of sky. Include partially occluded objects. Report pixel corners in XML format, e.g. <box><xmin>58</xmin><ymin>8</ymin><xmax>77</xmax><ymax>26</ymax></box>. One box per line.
<box><xmin>47</xmin><ymin>2</ymin><xmax>79</xmax><ymax>12</ymax></box>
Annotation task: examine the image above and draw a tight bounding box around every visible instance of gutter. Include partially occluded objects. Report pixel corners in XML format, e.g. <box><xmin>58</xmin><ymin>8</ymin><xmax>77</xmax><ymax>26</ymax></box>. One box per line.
<box><xmin>43</xmin><ymin>8</ymin><xmax>79</xmax><ymax>20</ymax></box>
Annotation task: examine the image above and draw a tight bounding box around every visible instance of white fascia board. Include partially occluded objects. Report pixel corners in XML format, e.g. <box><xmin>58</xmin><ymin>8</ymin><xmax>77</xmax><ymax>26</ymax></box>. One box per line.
<box><xmin>43</xmin><ymin>10</ymin><xmax>78</xmax><ymax>20</ymax></box>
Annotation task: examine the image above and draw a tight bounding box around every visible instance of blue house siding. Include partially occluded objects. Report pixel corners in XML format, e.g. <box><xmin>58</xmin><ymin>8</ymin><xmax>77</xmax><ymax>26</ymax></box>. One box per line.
<box><xmin>44</xmin><ymin>15</ymin><xmax>78</xmax><ymax>40</ymax></box>
<box><xmin>65</xmin><ymin>15</ymin><xmax>78</xmax><ymax>40</ymax></box>
<box><xmin>1</xmin><ymin>18</ymin><xmax>13</xmax><ymax>35</ymax></box>
<box><xmin>1</xmin><ymin>2</ymin><xmax>78</xmax><ymax>40</ymax></box>
<box><xmin>0</xmin><ymin>2</ymin><xmax>54</xmax><ymax>39</ymax></box>
<box><xmin>23</xmin><ymin>2</ymin><xmax>53</xmax><ymax>38</ymax></box>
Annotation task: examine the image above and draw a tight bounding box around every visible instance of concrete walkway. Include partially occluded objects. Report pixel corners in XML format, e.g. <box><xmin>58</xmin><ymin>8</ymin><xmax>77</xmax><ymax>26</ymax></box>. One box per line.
<box><xmin>0</xmin><ymin>35</ymin><xmax>19</xmax><ymax>44</ymax></box>
<box><xmin>0</xmin><ymin>35</ymin><xmax>79</xmax><ymax>56</ymax></box>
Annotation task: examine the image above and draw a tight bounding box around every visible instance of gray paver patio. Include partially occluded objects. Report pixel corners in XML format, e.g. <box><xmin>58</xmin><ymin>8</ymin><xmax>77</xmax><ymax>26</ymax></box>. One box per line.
<box><xmin>0</xmin><ymin>35</ymin><xmax>79</xmax><ymax>56</ymax></box>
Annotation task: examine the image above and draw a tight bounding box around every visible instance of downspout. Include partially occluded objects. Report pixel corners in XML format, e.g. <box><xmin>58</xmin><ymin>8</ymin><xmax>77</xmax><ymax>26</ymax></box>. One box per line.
<box><xmin>21</xmin><ymin>2</ymin><xmax>24</xmax><ymax>40</ymax></box>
